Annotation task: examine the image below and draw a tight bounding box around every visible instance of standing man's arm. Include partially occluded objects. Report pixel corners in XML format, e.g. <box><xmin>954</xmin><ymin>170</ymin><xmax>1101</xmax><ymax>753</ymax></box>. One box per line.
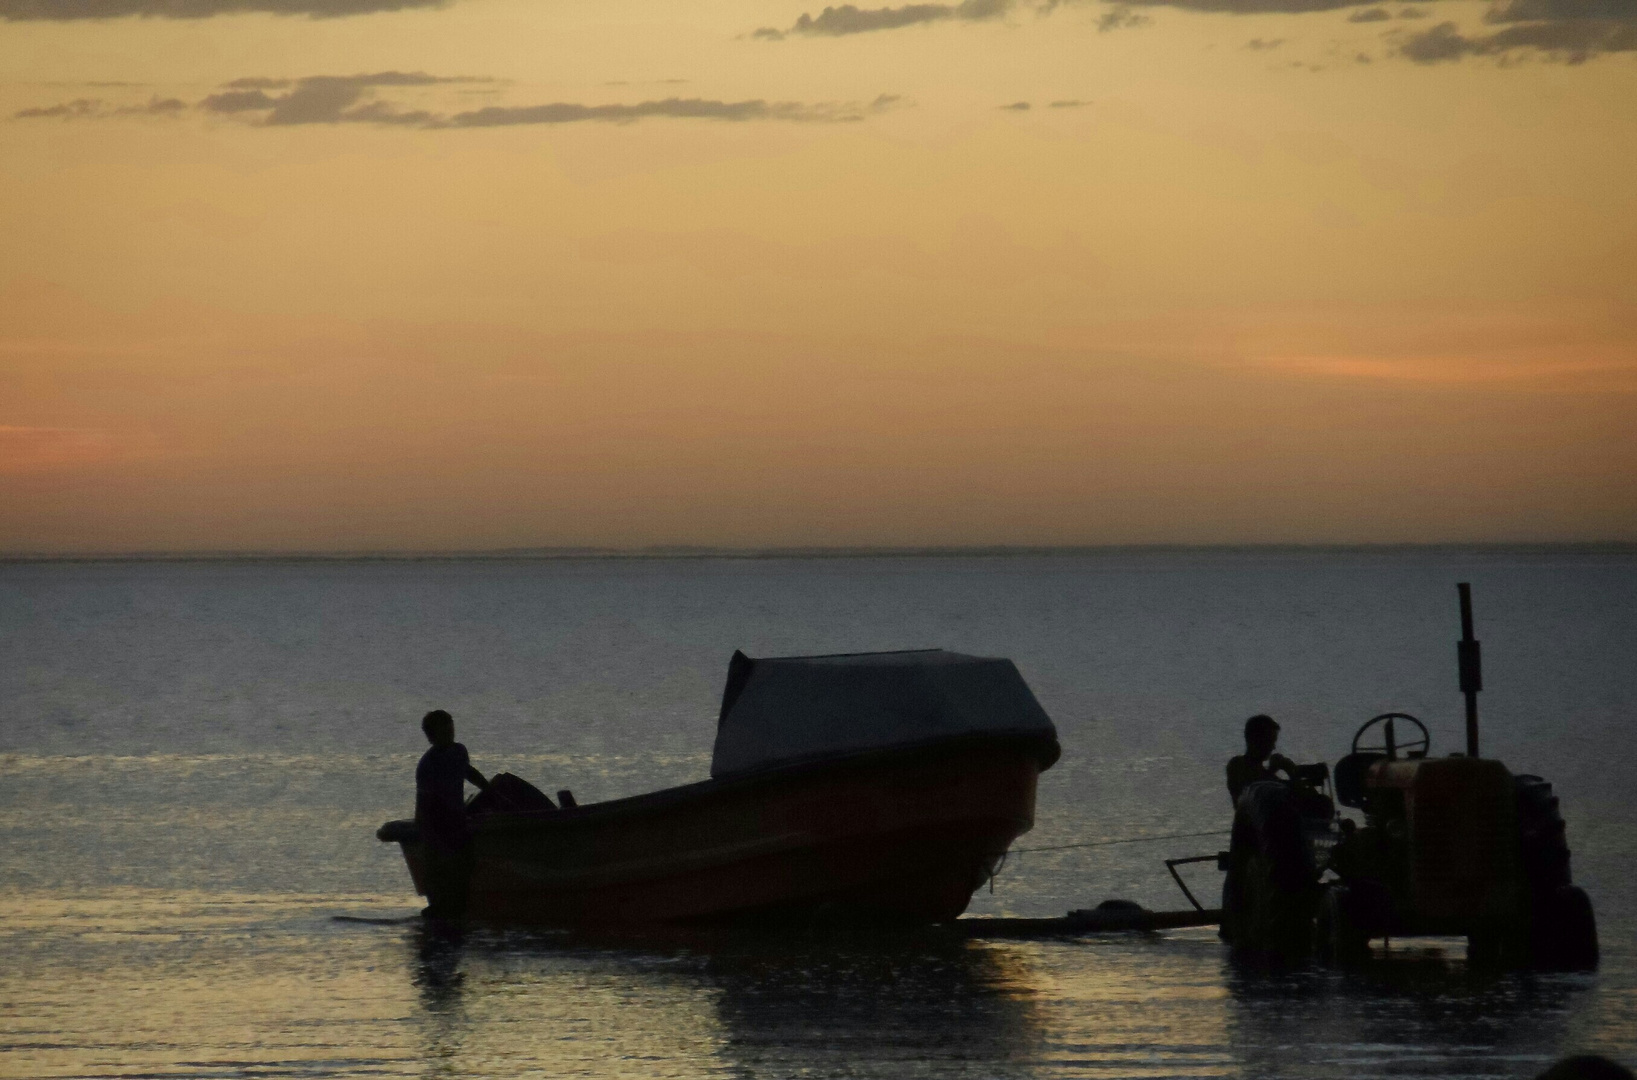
<box><xmin>465</xmin><ymin>764</ymin><xmax>491</xmax><ymax>792</ymax></box>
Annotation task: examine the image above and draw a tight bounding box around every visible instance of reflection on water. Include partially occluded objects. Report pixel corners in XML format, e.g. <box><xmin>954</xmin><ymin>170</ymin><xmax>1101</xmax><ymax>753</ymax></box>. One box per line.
<box><xmin>414</xmin><ymin>926</ymin><xmax>469</xmax><ymax>1080</ymax></box>
<box><xmin>704</xmin><ymin>933</ymin><xmax>1043</xmax><ymax>1078</ymax></box>
<box><xmin>385</xmin><ymin>926</ymin><xmax>1606</xmax><ymax>1080</ymax></box>
<box><xmin>398</xmin><ymin>927</ymin><xmax>1043</xmax><ymax>1079</ymax></box>
<box><xmin>0</xmin><ymin>890</ymin><xmax>1626</xmax><ymax>1080</ymax></box>
<box><xmin>1224</xmin><ymin>945</ymin><xmax>1591</xmax><ymax>1079</ymax></box>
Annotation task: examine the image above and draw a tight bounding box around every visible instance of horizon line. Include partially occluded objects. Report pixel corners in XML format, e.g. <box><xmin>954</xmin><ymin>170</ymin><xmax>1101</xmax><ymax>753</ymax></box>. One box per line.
<box><xmin>4</xmin><ymin>541</ymin><xmax>1637</xmax><ymax>563</ymax></box>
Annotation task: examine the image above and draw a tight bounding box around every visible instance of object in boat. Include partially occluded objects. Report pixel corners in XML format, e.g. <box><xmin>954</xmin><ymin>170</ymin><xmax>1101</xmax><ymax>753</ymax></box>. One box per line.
<box><xmin>376</xmin><ymin>648</ymin><xmax>1060</xmax><ymax>926</ymax></box>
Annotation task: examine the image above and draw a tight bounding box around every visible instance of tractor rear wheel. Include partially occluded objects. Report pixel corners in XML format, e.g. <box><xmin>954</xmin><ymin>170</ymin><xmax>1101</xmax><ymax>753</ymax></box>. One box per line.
<box><xmin>1531</xmin><ymin>885</ymin><xmax>1599</xmax><ymax>971</ymax></box>
<box><xmin>1514</xmin><ymin>775</ymin><xmax>1597</xmax><ymax>970</ymax></box>
<box><xmin>1515</xmin><ymin>775</ymin><xmax>1572</xmax><ymax>891</ymax></box>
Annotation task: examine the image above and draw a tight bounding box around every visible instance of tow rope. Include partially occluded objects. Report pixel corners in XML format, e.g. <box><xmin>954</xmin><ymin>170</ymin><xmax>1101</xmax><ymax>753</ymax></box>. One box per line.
<box><xmin>988</xmin><ymin>828</ymin><xmax>1231</xmax><ymax>892</ymax></box>
<box><xmin>1012</xmin><ymin>828</ymin><xmax>1230</xmax><ymax>854</ymax></box>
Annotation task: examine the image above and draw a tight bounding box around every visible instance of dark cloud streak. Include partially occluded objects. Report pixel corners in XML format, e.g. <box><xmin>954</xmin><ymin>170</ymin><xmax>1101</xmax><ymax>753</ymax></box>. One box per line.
<box><xmin>200</xmin><ymin>89</ymin><xmax>279</xmax><ymax>113</ymax></box>
<box><xmin>446</xmin><ymin>97</ymin><xmax>876</xmax><ymax>126</ymax></box>
<box><xmin>18</xmin><ymin>72</ymin><xmax>896</xmax><ymax>129</ymax></box>
<box><xmin>15</xmin><ymin>98</ymin><xmax>101</xmax><ymax>118</ymax></box>
<box><xmin>1118</xmin><ymin>0</ymin><xmax>1388</xmax><ymax>15</ymax></box>
<box><xmin>754</xmin><ymin>0</ymin><xmax>1008</xmax><ymax>39</ymax></box>
<box><xmin>1487</xmin><ymin>0</ymin><xmax>1637</xmax><ymax>21</ymax></box>
<box><xmin>1093</xmin><ymin>0</ymin><xmax>1634</xmax><ymax>64</ymax></box>
<box><xmin>15</xmin><ymin>95</ymin><xmax>186</xmax><ymax>119</ymax></box>
<box><xmin>1096</xmin><ymin>4</ymin><xmax>1150</xmax><ymax>29</ymax></box>
<box><xmin>197</xmin><ymin>72</ymin><xmax>481</xmax><ymax>125</ymax></box>
<box><xmin>1400</xmin><ymin>16</ymin><xmax>1637</xmax><ymax>59</ymax></box>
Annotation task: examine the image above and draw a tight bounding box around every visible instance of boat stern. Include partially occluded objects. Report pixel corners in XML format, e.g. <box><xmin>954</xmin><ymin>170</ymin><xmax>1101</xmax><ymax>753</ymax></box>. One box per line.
<box><xmin>377</xmin><ymin>819</ymin><xmax>428</xmax><ymax>896</ymax></box>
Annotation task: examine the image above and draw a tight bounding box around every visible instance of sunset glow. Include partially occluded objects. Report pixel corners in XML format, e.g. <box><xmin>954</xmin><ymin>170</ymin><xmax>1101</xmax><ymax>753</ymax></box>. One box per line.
<box><xmin>3</xmin><ymin>0</ymin><xmax>1634</xmax><ymax>551</ymax></box>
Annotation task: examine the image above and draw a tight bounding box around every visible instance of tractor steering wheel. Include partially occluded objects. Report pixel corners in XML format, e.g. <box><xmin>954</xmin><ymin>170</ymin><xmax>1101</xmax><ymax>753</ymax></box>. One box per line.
<box><xmin>1351</xmin><ymin>712</ymin><xmax>1430</xmax><ymax>760</ymax></box>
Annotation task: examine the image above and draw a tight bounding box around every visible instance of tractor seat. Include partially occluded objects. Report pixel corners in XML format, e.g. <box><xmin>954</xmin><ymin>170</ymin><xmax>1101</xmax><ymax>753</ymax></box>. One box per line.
<box><xmin>1334</xmin><ymin>752</ymin><xmax>1386</xmax><ymax>809</ymax></box>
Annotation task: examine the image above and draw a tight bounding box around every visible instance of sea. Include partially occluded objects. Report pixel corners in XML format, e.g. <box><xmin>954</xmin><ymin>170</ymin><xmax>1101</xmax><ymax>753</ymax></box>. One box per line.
<box><xmin>2</xmin><ymin>548</ymin><xmax>1634</xmax><ymax>1079</ymax></box>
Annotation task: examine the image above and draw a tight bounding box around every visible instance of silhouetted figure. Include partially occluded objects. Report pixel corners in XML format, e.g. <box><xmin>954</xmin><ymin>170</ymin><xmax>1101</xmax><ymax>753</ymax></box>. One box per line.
<box><xmin>1221</xmin><ymin>713</ymin><xmax>1304</xmax><ymax>948</ymax></box>
<box><xmin>416</xmin><ymin>709</ymin><xmax>490</xmax><ymax>921</ymax></box>
<box><xmin>1226</xmin><ymin>714</ymin><xmax>1298</xmax><ymax>805</ymax></box>
<box><xmin>1537</xmin><ymin>1056</ymin><xmax>1635</xmax><ymax>1080</ymax></box>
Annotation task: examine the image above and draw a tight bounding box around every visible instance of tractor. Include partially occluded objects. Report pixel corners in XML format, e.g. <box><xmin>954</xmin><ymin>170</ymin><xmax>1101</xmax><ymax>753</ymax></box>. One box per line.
<box><xmin>1222</xmin><ymin>584</ymin><xmax>1598</xmax><ymax>969</ymax></box>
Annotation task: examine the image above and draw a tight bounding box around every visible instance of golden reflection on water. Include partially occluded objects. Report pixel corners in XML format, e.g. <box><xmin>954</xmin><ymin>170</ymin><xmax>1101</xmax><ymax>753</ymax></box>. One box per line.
<box><xmin>408</xmin><ymin>929</ymin><xmax>732</xmax><ymax>1080</ymax></box>
<box><xmin>1</xmin><ymin>892</ymin><xmax>421</xmax><ymax>1080</ymax></box>
<box><xmin>402</xmin><ymin>926</ymin><xmax>1048</xmax><ymax>1079</ymax></box>
<box><xmin>0</xmin><ymin>891</ymin><xmax>1628</xmax><ymax>1080</ymax></box>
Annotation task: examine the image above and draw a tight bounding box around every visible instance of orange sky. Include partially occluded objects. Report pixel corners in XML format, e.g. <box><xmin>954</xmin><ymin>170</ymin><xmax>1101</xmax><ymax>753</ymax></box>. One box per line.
<box><xmin>2</xmin><ymin>0</ymin><xmax>1634</xmax><ymax>551</ymax></box>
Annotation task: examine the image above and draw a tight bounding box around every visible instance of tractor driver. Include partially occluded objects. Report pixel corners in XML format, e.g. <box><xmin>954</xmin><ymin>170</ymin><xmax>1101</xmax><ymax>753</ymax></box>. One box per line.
<box><xmin>1226</xmin><ymin>713</ymin><xmax>1299</xmax><ymax>805</ymax></box>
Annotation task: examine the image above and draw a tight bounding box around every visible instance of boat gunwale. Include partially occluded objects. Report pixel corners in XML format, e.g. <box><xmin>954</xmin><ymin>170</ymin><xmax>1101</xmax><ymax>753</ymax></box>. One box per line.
<box><xmin>380</xmin><ymin>730</ymin><xmax>1059</xmax><ymax>838</ymax></box>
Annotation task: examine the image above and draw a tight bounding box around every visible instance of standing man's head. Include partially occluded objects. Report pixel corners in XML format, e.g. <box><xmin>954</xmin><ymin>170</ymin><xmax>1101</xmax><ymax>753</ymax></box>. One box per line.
<box><xmin>1244</xmin><ymin>714</ymin><xmax>1280</xmax><ymax>761</ymax></box>
<box><xmin>422</xmin><ymin>709</ymin><xmax>455</xmax><ymax>747</ymax></box>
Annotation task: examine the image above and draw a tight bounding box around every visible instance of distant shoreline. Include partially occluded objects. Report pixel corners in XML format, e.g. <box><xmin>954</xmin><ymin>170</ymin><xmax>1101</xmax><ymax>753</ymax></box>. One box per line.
<box><xmin>4</xmin><ymin>543</ymin><xmax>1636</xmax><ymax>564</ymax></box>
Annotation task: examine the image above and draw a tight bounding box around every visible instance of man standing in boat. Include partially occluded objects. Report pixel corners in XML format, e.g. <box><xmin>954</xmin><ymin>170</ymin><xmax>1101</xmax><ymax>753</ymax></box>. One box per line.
<box><xmin>416</xmin><ymin>709</ymin><xmax>491</xmax><ymax>921</ymax></box>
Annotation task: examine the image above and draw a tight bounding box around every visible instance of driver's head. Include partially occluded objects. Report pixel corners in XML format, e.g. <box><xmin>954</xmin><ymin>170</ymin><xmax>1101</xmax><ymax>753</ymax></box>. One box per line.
<box><xmin>1244</xmin><ymin>714</ymin><xmax>1280</xmax><ymax>760</ymax></box>
<box><xmin>422</xmin><ymin>709</ymin><xmax>455</xmax><ymax>746</ymax></box>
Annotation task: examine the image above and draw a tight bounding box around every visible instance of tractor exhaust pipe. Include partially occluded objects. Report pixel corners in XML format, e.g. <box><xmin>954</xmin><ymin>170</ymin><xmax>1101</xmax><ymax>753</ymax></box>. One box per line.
<box><xmin>1457</xmin><ymin>582</ymin><xmax>1482</xmax><ymax>758</ymax></box>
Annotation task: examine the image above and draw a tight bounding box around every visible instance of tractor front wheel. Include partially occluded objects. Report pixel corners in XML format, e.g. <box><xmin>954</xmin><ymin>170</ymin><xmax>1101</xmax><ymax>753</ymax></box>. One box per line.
<box><xmin>1315</xmin><ymin>884</ymin><xmax>1372</xmax><ymax>965</ymax></box>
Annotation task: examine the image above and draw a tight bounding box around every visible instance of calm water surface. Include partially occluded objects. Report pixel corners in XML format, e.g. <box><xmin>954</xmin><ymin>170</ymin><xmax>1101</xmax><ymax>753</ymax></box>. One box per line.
<box><xmin>2</xmin><ymin>550</ymin><xmax>1634</xmax><ymax>1078</ymax></box>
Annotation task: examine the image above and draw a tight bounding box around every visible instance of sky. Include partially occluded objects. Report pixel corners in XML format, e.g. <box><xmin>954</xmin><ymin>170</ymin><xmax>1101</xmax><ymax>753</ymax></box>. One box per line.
<box><xmin>1</xmin><ymin>0</ymin><xmax>1634</xmax><ymax>552</ymax></box>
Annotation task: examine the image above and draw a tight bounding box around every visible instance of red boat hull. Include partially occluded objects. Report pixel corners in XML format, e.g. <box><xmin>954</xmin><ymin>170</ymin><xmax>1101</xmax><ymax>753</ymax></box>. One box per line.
<box><xmin>382</xmin><ymin>735</ymin><xmax>1051</xmax><ymax>926</ymax></box>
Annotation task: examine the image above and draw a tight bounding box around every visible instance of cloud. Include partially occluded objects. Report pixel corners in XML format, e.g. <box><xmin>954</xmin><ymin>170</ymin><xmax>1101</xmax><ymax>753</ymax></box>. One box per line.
<box><xmin>1104</xmin><ymin>0</ymin><xmax>1633</xmax><ymax>64</ymax></box>
<box><xmin>199</xmin><ymin>89</ymin><xmax>279</xmax><ymax>112</ymax></box>
<box><xmin>15</xmin><ymin>96</ymin><xmax>187</xmax><ymax>119</ymax></box>
<box><xmin>15</xmin><ymin>98</ymin><xmax>101</xmax><ymax>119</ymax></box>
<box><xmin>1120</xmin><ymin>0</ymin><xmax>1390</xmax><ymax>14</ymax></box>
<box><xmin>1096</xmin><ymin>3</ymin><xmax>1151</xmax><ymax>28</ymax></box>
<box><xmin>197</xmin><ymin>71</ymin><xmax>478</xmax><ymax>124</ymax></box>
<box><xmin>1</xmin><ymin>0</ymin><xmax>443</xmax><ymax>18</ymax></box>
<box><xmin>743</xmin><ymin>0</ymin><xmax>1629</xmax><ymax>67</ymax></box>
<box><xmin>754</xmin><ymin>0</ymin><xmax>1009</xmax><ymax>38</ymax></box>
<box><xmin>999</xmin><ymin>100</ymin><xmax>1031</xmax><ymax>109</ymax></box>
<box><xmin>1394</xmin><ymin>0</ymin><xmax>1637</xmax><ymax>62</ymax></box>
<box><xmin>15</xmin><ymin>73</ymin><xmax>896</xmax><ymax>129</ymax></box>
<box><xmin>1049</xmin><ymin>98</ymin><xmax>1090</xmax><ymax>106</ymax></box>
<box><xmin>1487</xmin><ymin>0</ymin><xmax>1637</xmax><ymax>21</ymax></box>
<box><xmin>445</xmin><ymin>97</ymin><xmax>884</xmax><ymax>127</ymax></box>
<box><xmin>1399</xmin><ymin>15</ymin><xmax>1637</xmax><ymax>60</ymax></box>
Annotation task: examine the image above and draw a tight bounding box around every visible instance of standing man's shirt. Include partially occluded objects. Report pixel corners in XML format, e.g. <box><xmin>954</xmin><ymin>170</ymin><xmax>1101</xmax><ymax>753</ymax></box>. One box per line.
<box><xmin>416</xmin><ymin>741</ymin><xmax>478</xmax><ymax>851</ymax></box>
<box><xmin>1226</xmin><ymin>755</ymin><xmax>1290</xmax><ymax>805</ymax></box>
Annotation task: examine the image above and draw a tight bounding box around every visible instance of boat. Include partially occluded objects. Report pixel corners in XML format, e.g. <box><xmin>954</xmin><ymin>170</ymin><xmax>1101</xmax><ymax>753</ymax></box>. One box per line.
<box><xmin>377</xmin><ymin>649</ymin><xmax>1061</xmax><ymax>926</ymax></box>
